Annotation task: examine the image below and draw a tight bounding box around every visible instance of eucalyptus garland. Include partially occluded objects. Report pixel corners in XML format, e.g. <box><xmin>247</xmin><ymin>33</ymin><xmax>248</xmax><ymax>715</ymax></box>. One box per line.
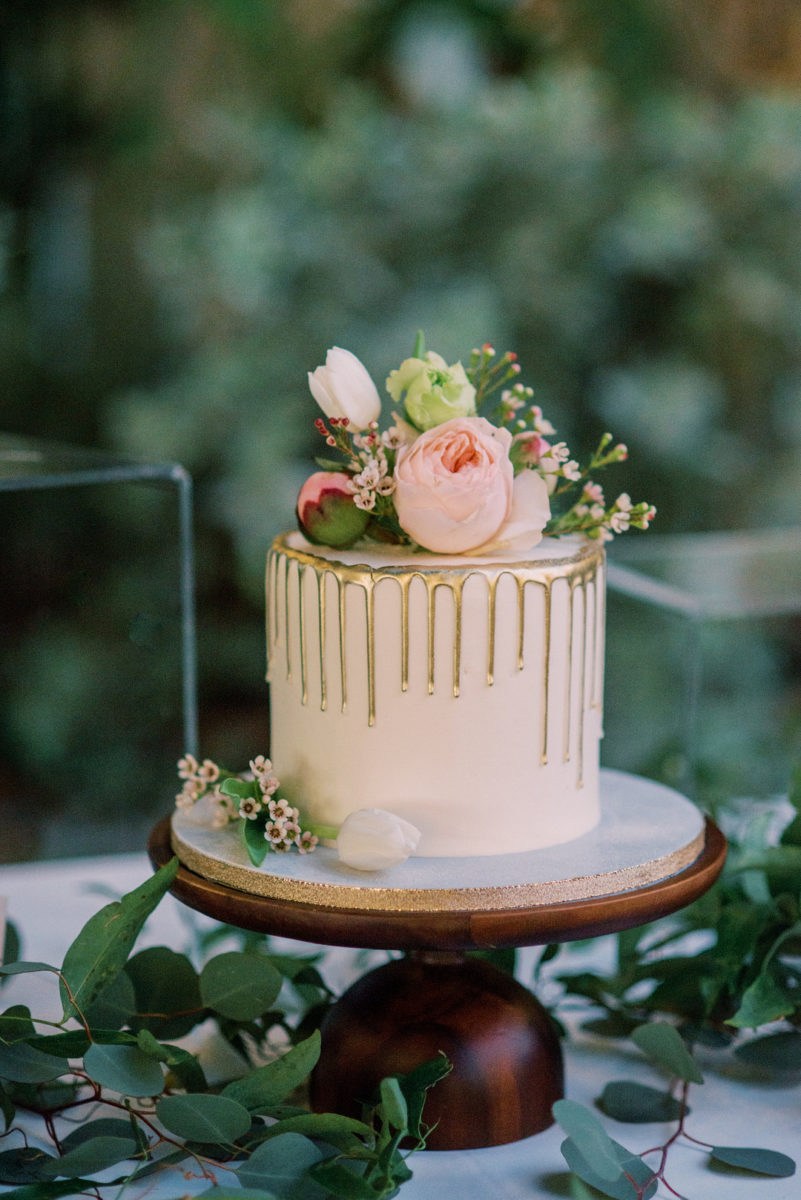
<box><xmin>0</xmin><ymin>861</ymin><xmax>449</xmax><ymax>1199</ymax></box>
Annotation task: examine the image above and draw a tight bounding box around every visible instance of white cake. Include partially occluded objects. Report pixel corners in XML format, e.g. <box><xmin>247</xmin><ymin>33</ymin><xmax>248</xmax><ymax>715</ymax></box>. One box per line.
<box><xmin>266</xmin><ymin>531</ymin><xmax>605</xmax><ymax>857</ymax></box>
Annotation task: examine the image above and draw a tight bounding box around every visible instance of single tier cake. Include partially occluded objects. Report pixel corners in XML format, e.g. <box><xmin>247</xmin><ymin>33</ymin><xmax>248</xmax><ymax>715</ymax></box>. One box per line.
<box><xmin>266</xmin><ymin>531</ymin><xmax>605</xmax><ymax>857</ymax></box>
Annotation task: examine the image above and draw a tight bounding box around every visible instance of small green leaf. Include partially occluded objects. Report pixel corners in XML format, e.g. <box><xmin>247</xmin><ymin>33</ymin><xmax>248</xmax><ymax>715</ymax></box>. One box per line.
<box><xmin>39</xmin><ymin>1137</ymin><xmax>137</xmax><ymax>1178</ymax></box>
<box><xmin>125</xmin><ymin>946</ymin><xmax>202</xmax><ymax>1040</ymax></box>
<box><xmin>157</xmin><ymin>1093</ymin><xmax>251</xmax><ymax>1144</ymax></box>
<box><xmin>735</xmin><ymin>1030</ymin><xmax>801</xmax><ymax>1071</ymax></box>
<box><xmin>553</xmin><ymin>1099</ymin><xmax>623</xmax><ymax>1182</ymax></box>
<box><xmin>727</xmin><ymin>969</ymin><xmax>796</xmax><ymax>1029</ymax></box>
<box><xmin>221</xmin><ymin>777</ymin><xmax>259</xmax><ymax>801</ymax></box>
<box><xmin>396</xmin><ymin>1053</ymin><xmax>452</xmax><ymax>1140</ymax></box>
<box><xmin>59</xmin><ymin>859</ymin><xmax>179</xmax><ymax>1021</ymax></box>
<box><xmin>160</xmin><ymin>1043</ymin><xmax>208</xmax><ymax>1093</ymax></box>
<box><xmin>83</xmin><ymin>1042</ymin><xmax>165</xmax><ymax>1098</ymax></box>
<box><xmin>598</xmin><ymin>1080</ymin><xmax>686</xmax><ymax>1124</ymax></box>
<box><xmin>314</xmin><ymin>456</ymin><xmax>351</xmax><ymax>474</ymax></box>
<box><xmin>710</xmin><ymin>1145</ymin><xmax>796</xmax><ymax>1177</ymax></box>
<box><xmin>200</xmin><ymin>952</ymin><xmax>282</xmax><ymax>1020</ymax></box>
<box><xmin>378</xmin><ymin>1076</ymin><xmax>408</xmax><ymax>1131</ymax></box>
<box><xmin>237</xmin><ymin>1132</ymin><xmax>324</xmax><ymax>1195</ymax></box>
<box><xmin>0</xmin><ymin>1043</ymin><xmax>70</xmax><ymax>1085</ymax></box>
<box><xmin>222</xmin><ymin>1031</ymin><xmax>320</xmax><ymax>1112</ymax></box>
<box><xmin>631</xmin><ymin>1023</ymin><xmax>704</xmax><ymax>1085</ymax></box>
<box><xmin>243</xmin><ymin>817</ymin><xmax>269</xmax><ymax>866</ymax></box>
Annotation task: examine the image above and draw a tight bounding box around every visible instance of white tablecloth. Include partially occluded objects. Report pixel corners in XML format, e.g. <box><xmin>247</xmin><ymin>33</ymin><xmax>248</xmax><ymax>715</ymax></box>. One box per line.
<box><xmin>1</xmin><ymin>854</ymin><xmax>798</xmax><ymax>1199</ymax></box>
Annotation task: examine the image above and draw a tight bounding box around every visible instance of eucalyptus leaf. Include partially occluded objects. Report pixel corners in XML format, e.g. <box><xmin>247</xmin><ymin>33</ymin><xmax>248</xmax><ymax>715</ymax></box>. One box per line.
<box><xmin>83</xmin><ymin>1042</ymin><xmax>165</xmax><ymax>1097</ymax></box>
<box><xmin>39</xmin><ymin>1136</ymin><xmax>138</xmax><ymax>1178</ymax></box>
<box><xmin>308</xmin><ymin>1158</ymin><xmax>379</xmax><ymax>1200</ymax></box>
<box><xmin>0</xmin><ymin>964</ymin><xmax>57</xmax><ymax>977</ymax></box>
<box><xmin>598</xmin><ymin>1080</ymin><xmax>686</xmax><ymax>1124</ymax></box>
<box><xmin>710</xmin><ymin>1145</ymin><xmax>796</xmax><ymax>1177</ymax></box>
<box><xmin>0</xmin><ymin>1148</ymin><xmax>57</xmax><ymax>1185</ymax></box>
<box><xmin>160</xmin><ymin>1043</ymin><xmax>208</xmax><ymax>1093</ymax></box>
<box><xmin>59</xmin><ymin>858</ymin><xmax>179</xmax><ymax>1021</ymax></box>
<box><xmin>378</xmin><ymin>1076</ymin><xmax>408</xmax><ymax>1131</ymax></box>
<box><xmin>630</xmin><ymin>1023</ymin><xmax>704</xmax><ymax>1085</ymax></box>
<box><xmin>26</xmin><ymin>1030</ymin><xmax>134</xmax><ymax>1058</ymax></box>
<box><xmin>561</xmin><ymin>1136</ymin><xmax>658</xmax><ymax>1200</ymax></box>
<box><xmin>125</xmin><ymin>945</ymin><xmax>202</xmax><ymax>1039</ymax></box>
<box><xmin>157</xmin><ymin>1093</ymin><xmax>252</xmax><ymax>1144</ymax></box>
<box><xmin>726</xmin><ymin>969</ymin><xmax>795</xmax><ymax>1028</ymax></box>
<box><xmin>222</xmin><ymin>1031</ymin><xmax>320</xmax><ymax>1112</ymax></box>
<box><xmin>199</xmin><ymin>1190</ymin><xmax>279</xmax><ymax>1199</ymax></box>
<box><xmin>552</xmin><ymin>1099</ymin><xmax>624</xmax><ymax>1182</ymax></box>
<box><xmin>60</xmin><ymin>1117</ymin><xmax>148</xmax><ymax>1156</ymax></box>
<box><xmin>0</xmin><ymin>1081</ymin><xmax>15</xmax><ymax>1131</ymax></box>
<box><xmin>237</xmin><ymin>1131</ymin><xmax>325</xmax><ymax>1197</ymax></box>
<box><xmin>0</xmin><ymin>1043</ymin><xmax>71</xmax><ymax>1085</ymax></box>
<box><xmin>84</xmin><ymin>967</ymin><xmax>137</xmax><ymax>1030</ymax></box>
<box><xmin>0</xmin><ymin>1006</ymin><xmax>35</xmax><ymax>1043</ymax></box>
<box><xmin>256</xmin><ymin>1111</ymin><xmax>374</xmax><ymax>1152</ymax></box>
<box><xmin>0</xmin><ymin>1177</ymin><xmax>102</xmax><ymax>1199</ymax></box>
<box><xmin>200</xmin><ymin>951</ymin><xmax>283</xmax><ymax>1020</ymax></box>
<box><xmin>734</xmin><ymin>1030</ymin><xmax>801</xmax><ymax>1071</ymax></box>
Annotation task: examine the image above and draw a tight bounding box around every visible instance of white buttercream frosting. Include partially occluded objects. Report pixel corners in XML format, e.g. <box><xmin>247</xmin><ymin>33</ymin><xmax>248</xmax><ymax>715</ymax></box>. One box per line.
<box><xmin>266</xmin><ymin>532</ymin><xmax>605</xmax><ymax>857</ymax></box>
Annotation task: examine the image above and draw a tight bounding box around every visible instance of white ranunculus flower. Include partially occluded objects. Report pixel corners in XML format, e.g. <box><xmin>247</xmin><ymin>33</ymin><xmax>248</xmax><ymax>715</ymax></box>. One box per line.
<box><xmin>308</xmin><ymin>347</ymin><xmax>382</xmax><ymax>431</ymax></box>
<box><xmin>336</xmin><ymin>808</ymin><xmax>421</xmax><ymax>871</ymax></box>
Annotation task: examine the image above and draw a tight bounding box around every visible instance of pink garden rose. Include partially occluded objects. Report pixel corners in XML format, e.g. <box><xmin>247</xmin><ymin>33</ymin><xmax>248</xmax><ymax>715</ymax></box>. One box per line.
<box><xmin>393</xmin><ymin>417</ymin><xmax>550</xmax><ymax>554</ymax></box>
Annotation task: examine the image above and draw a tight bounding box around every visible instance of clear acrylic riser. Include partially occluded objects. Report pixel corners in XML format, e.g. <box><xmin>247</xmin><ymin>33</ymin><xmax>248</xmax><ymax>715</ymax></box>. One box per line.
<box><xmin>1</xmin><ymin>434</ymin><xmax>197</xmax><ymax>858</ymax></box>
<box><xmin>605</xmin><ymin>528</ymin><xmax>801</xmax><ymax>805</ymax></box>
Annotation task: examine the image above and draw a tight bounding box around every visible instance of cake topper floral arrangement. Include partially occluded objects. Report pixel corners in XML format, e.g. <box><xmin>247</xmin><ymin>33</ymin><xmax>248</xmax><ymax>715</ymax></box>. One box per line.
<box><xmin>297</xmin><ymin>334</ymin><xmax>655</xmax><ymax>554</ymax></box>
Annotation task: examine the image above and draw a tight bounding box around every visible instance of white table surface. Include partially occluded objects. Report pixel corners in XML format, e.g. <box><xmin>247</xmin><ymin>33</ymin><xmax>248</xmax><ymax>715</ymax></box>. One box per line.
<box><xmin>1</xmin><ymin>853</ymin><xmax>798</xmax><ymax>1199</ymax></box>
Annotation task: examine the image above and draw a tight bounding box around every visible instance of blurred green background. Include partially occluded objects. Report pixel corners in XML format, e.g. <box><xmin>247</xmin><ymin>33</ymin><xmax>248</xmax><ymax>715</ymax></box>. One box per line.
<box><xmin>2</xmin><ymin>0</ymin><xmax>801</xmax><ymax>861</ymax></box>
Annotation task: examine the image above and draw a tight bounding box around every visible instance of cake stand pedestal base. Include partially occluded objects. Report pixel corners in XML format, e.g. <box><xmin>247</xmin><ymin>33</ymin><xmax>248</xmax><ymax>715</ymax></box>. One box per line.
<box><xmin>310</xmin><ymin>950</ymin><xmax>562</xmax><ymax>1150</ymax></box>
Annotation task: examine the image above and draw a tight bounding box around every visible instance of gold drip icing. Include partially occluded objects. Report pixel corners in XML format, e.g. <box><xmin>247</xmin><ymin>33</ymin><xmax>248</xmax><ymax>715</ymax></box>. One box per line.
<box><xmin>266</xmin><ymin>536</ymin><xmax>604</xmax><ymax>782</ymax></box>
<box><xmin>317</xmin><ymin>570</ymin><xmax>327</xmax><ymax>712</ymax></box>
<box><xmin>563</xmin><ymin>578</ymin><xmax>575</xmax><ymax>765</ymax></box>
<box><xmin>540</xmin><ymin>580</ymin><xmax>551</xmax><ymax>766</ymax></box>
<box><xmin>337</xmin><ymin>575</ymin><xmax>347</xmax><ymax>713</ymax></box>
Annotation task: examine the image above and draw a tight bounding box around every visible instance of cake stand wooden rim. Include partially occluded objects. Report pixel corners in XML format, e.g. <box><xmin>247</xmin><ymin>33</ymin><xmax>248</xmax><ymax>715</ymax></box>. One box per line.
<box><xmin>148</xmin><ymin>816</ymin><xmax>726</xmax><ymax>951</ymax></box>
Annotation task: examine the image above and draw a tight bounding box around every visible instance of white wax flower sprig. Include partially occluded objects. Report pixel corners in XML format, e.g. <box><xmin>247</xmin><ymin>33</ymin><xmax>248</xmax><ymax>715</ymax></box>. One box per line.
<box><xmin>336</xmin><ymin>808</ymin><xmax>422</xmax><ymax>871</ymax></box>
<box><xmin>176</xmin><ymin>756</ymin><xmax>422</xmax><ymax>873</ymax></box>
<box><xmin>298</xmin><ymin>333</ymin><xmax>656</xmax><ymax>554</ymax></box>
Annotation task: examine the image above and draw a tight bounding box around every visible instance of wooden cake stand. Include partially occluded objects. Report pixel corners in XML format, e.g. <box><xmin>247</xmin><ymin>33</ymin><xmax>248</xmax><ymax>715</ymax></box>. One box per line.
<box><xmin>148</xmin><ymin>771</ymin><xmax>726</xmax><ymax>1151</ymax></box>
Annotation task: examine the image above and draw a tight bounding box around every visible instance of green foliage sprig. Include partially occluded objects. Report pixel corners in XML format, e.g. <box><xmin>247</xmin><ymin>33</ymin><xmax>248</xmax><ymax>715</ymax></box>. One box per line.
<box><xmin>0</xmin><ymin>862</ymin><xmax>449</xmax><ymax>1199</ymax></box>
<box><xmin>552</xmin><ymin>770</ymin><xmax>801</xmax><ymax>1194</ymax></box>
<box><xmin>554</xmin><ymin>1022</ymin><xmax>795</xmax><ymax>1198</ymax></box>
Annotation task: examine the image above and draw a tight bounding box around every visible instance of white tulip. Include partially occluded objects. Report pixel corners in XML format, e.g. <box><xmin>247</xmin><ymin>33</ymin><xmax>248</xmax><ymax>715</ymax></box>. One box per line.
<box><xmin>308</xmin><ymin>347</ymin><xmax>382</xmax><ymax>432</ymax></box>
<box><xmin>336</xmin><ymin>808</ymin><xmax>421</xmax><ymax>871</ymax></box>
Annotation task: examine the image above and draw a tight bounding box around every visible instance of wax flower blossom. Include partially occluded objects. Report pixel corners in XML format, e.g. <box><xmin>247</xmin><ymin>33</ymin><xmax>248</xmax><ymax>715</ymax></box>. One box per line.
<box><xmin>175</xmin><ymin>753</ymin><xmax>333</xmax><ymax>863</ymax></box>
<box><xmin>298</xmin><ymin>334</ymin><xmax>656</xmax><ymax>553</ymax></box>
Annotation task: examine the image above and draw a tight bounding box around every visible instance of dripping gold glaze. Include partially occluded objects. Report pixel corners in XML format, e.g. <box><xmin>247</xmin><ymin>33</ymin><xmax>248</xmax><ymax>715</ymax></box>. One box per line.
<box><xmin>266</xmin><ymin>535</ymin><xmax>603</xmax><ymax>784</ymax></box>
